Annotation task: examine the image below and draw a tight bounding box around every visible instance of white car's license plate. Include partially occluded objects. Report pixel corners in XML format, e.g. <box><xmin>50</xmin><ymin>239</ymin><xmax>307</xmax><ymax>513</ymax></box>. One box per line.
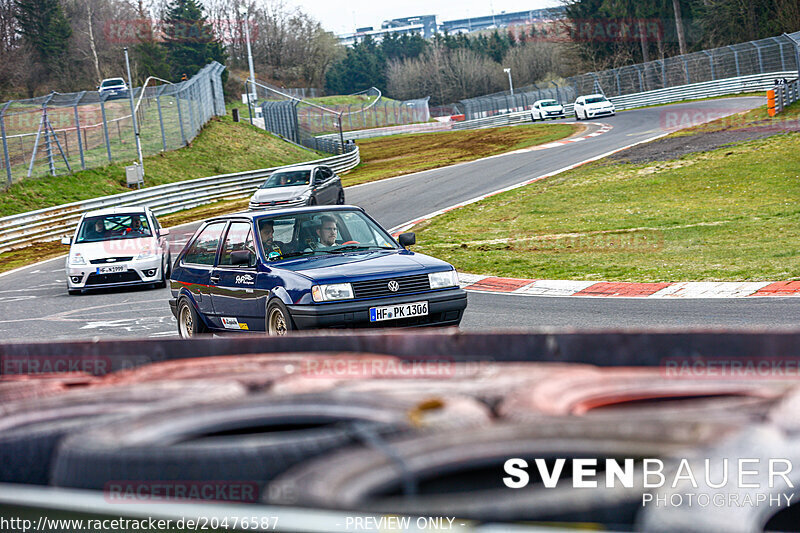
<box><xmin>369</xmin><ymin>301</ymin><xmax>428</xmax><ymax>322</ymax></box>
<box><xmin>97</xmin><ymin>265</ymin><xmax>127</xmax><ymax>274</ymax></box>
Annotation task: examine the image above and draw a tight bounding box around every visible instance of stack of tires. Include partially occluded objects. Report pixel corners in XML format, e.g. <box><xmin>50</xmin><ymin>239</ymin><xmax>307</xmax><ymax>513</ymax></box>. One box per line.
<box><xmin>2</xmin><ymin>353</ymin><xmax>799</xmax><ymax>530</ymax></box>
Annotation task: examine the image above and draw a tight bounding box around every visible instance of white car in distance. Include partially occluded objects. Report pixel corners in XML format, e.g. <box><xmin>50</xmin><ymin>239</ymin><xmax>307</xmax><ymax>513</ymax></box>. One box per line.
<box><xmin>62</xmin><ymin>207</ymin><xmax>171</xmax><ymax>295</ymax></box>
<box><xmin>573</xmin><ymin>94</ymin><xmax>616</xmax><ymax>120</ymax></box>
<box><xmin>531</xmin><ymin>99</ymin><xmax>566</xmax><ymax>120</ymax></box>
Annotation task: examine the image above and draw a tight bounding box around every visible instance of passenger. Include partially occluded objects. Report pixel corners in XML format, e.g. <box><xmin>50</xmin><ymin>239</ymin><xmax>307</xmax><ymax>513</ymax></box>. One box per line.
<box><xmin>260</xmin><ymin>220</ymin><xmax>285</xmax><ymax>260</ymax></box>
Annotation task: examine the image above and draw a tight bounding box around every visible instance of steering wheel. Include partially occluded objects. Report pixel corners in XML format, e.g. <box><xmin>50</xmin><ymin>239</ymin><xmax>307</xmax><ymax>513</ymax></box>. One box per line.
<box><xmin>341</xmin><ymin>241</ymin><xmax>360</xmax><ymax>245</ymax></box>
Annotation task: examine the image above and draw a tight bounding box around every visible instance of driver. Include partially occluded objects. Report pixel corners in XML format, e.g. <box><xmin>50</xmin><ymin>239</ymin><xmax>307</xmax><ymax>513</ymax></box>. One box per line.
<box><xmin>126</xmin><ymin>215</ymin><xmax>146</xmax><ymax>235</ymax></box>
<box><xmin>260</xmin><ymin>220</ymin><xmax>285</xmax><ymax>260</ymax></box>
<box><xmin>305</xmin><ymin>216</ymin><xmax>338</xmax><ymax>251</ymax></box>
<box><xmin>88</xmin><ymin>219</ymin><xmax>106</xmax><ymax>239</ymax></box>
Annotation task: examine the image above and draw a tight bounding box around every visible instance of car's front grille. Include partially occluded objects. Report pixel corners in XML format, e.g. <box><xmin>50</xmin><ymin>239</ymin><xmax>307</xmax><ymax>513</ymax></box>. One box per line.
<box><xmin>90</xmin><ymin>257</ymin><xmax>133</xmax><ymax>264</ymax></box>
<box><xmin>249</xmin><ymin>199</ymin><xmax>306</xmax><ymax>210</ymax></box>
<box><xmin>351</xmin><ymin>274</ymin><xmax>431</xmax><ymax>299</ymax></box>
<box><xmin>85</xmin><ymin>271</ymin><xmax>142</xmax><ymax>285</ymax></box>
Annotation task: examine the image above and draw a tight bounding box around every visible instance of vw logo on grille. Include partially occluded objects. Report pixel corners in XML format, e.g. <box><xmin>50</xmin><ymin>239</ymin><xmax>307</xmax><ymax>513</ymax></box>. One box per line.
<box><xmin>387</xmin><ymin>281</ymin><xmax>400</xmax><ymax>292</ymax></box>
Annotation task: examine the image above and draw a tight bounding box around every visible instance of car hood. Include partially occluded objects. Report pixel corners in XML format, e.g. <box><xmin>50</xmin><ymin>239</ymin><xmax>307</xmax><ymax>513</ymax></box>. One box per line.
<box><xmin>277</xmin><ymin>250</ymin><xmax>451</xmax><ymax>283</ymax></box>
<box><xmin>584</xmin><ymin>101</ymin><xmax>614</xmax><ymax>109</ymax></box>
<box><xmin>251</xmin><ymin>185</ymin><xmax>308</xmax><ymax>202</ymax></box>
<box><xmin>70</xmin><ymin>237</ymin><xmax>157</xmax><ymax>259</ymax></box>
<box><xmin>542</xmin><ymin>105</ymin><xmax>563</xmax><ymax>110</ymax></box>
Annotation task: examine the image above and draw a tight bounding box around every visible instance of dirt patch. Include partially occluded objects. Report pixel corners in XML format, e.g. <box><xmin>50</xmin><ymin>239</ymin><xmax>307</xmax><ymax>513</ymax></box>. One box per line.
<box><xmin>610</xmin><ymin>123</ymin><xmax>800</xmax><ymax>164</ymax></box>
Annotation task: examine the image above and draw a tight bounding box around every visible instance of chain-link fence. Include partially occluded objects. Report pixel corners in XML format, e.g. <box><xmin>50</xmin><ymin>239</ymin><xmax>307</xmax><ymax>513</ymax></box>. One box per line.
<box><xmin>461</xmin><ymin>31</ymin><xmax>800</xmax><ymax>119</ymax></box>
<box><xmin>0</xmin><ymin>62</ymin><xmax>226</xmax><ymax>187</ymax></box>
<box><xmin>249</xmin><ymin>80</ymin><xmax>431</xmax><ymax>153</ymax></box>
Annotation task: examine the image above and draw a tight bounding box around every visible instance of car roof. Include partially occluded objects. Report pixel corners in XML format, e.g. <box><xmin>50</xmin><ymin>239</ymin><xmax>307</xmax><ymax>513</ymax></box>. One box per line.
<box><xmin>203</xmin><ymin>205</ymin><xmax>365</xmax><ymax>224</ymax></box>
<box><xmin>273</xmin><ymin>164</ymin><xmax>321</xmax><ymax>172</ymax></box>
<box><xmin>583</xmin><ymin>94</ymin><xmax>607</xmax><ymax>98</ymax></box>
<box><xmin>83</xmin><ymin>206</ymin><xmax>149</xmax><ymax>218</ymax></box>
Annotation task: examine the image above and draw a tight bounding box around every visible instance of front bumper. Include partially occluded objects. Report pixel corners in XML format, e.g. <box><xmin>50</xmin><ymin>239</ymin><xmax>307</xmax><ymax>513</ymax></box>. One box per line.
<box><xmin>66</xmin><ymin>257</ymin><xmax>163</xmax><ymax>290</ymax></box>
<box><xmin>288</xmin><ymin>288</ymin><xmax>468</xmax><ymax>330</ymax></box>
<box><xmin>587</xmin><ymin>109</ymin><xmax>615</xmax><ymax>117</ymax></box>
<box><xmin>249</xmin><ymin>198</ymin><xmax>308</xmax><ymax>210</ymax></box>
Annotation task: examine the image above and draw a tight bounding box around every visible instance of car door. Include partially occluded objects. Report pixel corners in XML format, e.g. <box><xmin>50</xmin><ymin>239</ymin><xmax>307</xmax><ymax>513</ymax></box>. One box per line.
<box><xmin>322</xmin><ymin>166</ymin><xmax>341</xmax><ymax>203</ymax></box>
<box><xmin>313</xmin><ymin>167</ymin><xmax>333</xmax><ymax>204</ymax></box>
<box><xmin>210</xmin><ymin>221</ymin><xmax>267</xmax><ymax>331</ymax></box>
<box><xmin>179</xmin><ymin>221</ymin><xmax>227</xmax><ymax>321</ymax></box>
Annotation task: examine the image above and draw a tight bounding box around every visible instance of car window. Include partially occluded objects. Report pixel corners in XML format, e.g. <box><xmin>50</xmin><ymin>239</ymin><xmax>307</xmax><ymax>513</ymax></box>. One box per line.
<box><xmin>75</xmin><ymin>213</ymin><xmax>152</xmax><ymax>243</ymax></box>
<box><xmin>183</xmin><ymin>222</ymin><xmax>226</xmax><ymax>266</ymax></box>
<box><xmin>542</xmin><ymin>100</ymin><xmax>558</xmax><ymax>106</ymax></box>
<box><xmin>586</xmin><ymin>96</ymin><xmax>608</xmax><ymax>104</ymax></box>
<box><xmin>260</xmin><ymin>170</ymin><xmax>310</xmax><ymax>189</ymax></box>
<box><xmin>101</xmin><ymin>79</ymin><xmax>124</xmax><ymax>87</ymax></box>
<box><xmin>257</xmin><ymin>210</ymin><xmax>397</xmax><ymax>260</ymax></box>
<box><xmin>219</xmin><ymin>222</ymin><xmax>255</xmax><ymax>267</ymax></box>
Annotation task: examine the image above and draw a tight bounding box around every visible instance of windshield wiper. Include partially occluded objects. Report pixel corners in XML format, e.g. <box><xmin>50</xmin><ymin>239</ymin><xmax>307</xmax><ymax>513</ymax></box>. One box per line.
<box><xmin>326</xmin><ymin>245</ymin><xmax>395</xmax><ymax>254</ymax></box>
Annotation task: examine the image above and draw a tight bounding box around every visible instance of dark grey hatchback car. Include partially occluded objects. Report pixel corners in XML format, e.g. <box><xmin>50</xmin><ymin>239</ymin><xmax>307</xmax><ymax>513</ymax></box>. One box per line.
<box><xmin>249</xmin><ymin>165</ymin><xmax>345</xmax><ymax>210</ymax></box>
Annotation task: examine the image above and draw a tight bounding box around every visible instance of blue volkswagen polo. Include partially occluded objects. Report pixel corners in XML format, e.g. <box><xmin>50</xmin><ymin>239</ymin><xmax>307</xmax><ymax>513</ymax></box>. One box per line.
<box><xmin>169</xmin><ymin>206</ymin><xmax>467</xmax><ymax>337</ymax></box>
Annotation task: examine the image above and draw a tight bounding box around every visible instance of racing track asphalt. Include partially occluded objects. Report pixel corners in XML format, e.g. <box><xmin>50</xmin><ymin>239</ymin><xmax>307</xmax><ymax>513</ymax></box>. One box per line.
<box><xmin>3</xmin><ymin>96</ymin><xmax>799</xmax><ymax>341</ymax></box>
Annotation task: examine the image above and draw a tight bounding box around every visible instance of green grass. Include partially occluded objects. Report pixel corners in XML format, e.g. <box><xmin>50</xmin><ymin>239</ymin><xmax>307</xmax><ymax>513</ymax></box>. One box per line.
<box><xmin>304</xmin><ymin>95</ymin><xmax>395</xmax><ymax>107</ymax></box>
<box><xmin>412</xmin><ymin>132</ymin><xmax>800</xmax><ymax>282</ymax></box>
<box><xmin>624</xmin><ymin>92</ymin><xmax>766</xmax><ymax>112</ymax></box>
<box><xmin>342</xmin><ymin>123</ymin><xmax>578</xmax><ymax>187</ymax></box>
<box><xmin>0</xmin><ymin>106</ymin><xmax>321</xmax><ymax>217</ymax></box>
<box><xmin>666</xmin><ymin>99</ymin><xmax>800</xmax><ymax>137</ymax></box>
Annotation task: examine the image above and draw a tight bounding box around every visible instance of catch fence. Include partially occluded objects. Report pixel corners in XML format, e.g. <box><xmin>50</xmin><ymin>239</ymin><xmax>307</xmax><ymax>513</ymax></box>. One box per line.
<box><xmin>461</xmin><ymin>31</ymin><xmax>800</xmax><ymax>119</ymax></box>
<box><xmin>0</xmin><ymin>62</ymin><xmax>226</xmax><ymax>187</ymax></box>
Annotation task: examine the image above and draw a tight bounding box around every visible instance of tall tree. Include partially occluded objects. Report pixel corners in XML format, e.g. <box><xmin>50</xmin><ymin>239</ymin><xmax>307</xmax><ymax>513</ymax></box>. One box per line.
<box><xmin>133</xmin><ymin>0</ymin><xmax>170</xmax><ymax>81</ymax></box>
<box><xmin>162</xmin><ymin>0</ymin><xmax>225</xmax><ymax>80</ymax></box>
<box><xmin>14</xmin><ymin>0</ymin><xmax>71</xmax><ymax>70</ymax></box>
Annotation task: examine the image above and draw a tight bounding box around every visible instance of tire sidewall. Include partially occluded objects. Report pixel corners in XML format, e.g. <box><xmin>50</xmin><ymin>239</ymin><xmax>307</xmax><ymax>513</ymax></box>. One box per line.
<box><xmin>266</xmin><ymin>299</ymin><xmax>294</xmax><ymax>336</ymax></box>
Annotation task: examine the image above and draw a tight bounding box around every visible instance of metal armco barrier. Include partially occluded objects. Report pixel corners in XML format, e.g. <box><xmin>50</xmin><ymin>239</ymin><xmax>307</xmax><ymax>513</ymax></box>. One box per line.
<box><xmin>3</xmin><ymin>329</ymin><xmax>800</xmax><ymax>374</ymax></box>
<box><xmin>0</xmin><ymin>146</ymin><xmax>359</xmax><ymax>253</ymax></box>
<box><xmin>768</xmin><ymin>79</ymin><xmax>800</xmax><ymax>115</ymax></box>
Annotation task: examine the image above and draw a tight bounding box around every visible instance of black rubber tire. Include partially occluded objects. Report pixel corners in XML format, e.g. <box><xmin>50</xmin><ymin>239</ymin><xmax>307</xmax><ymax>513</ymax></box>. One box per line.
<box><xmin>574</xmin><ymin>110</ymin><xmax>581</xmax><ymax>120</ymax></box>
<box><xmin>0</xmin><ymin>380</ymin><xmax>245</xmax><ymax>485</ymax></box>
<box><xmin>50</xmin><ymin>392</ymin><xmax>488</xmax><ymax>496</ymax></box>
<box><xmin>336</xmin><ymin>190</ymin><xmax>345</xmax><ymax>205</ymax></box>
<box><xmin>267</xmin><ymin>418</ymin><xmax>743</xmax><ymax>525</ymax></box>
<box><xmin>266</xmin><ymin>299</ymin><xmax>295</xmax><ymax>336</ymax></box>
<box><xmin>177</xmin><ymin>297</ymin><xmax>209</xmax><ymax>338</ymax></box>
<box><xmin>307</xmin><ymin>197</ymin><xmax>317</xmax><ymax>206</ymax></box>
<box><xmin>67</xmin><ymin>289</ymin><xmax>81</xmax><ymax>295</ymax></box>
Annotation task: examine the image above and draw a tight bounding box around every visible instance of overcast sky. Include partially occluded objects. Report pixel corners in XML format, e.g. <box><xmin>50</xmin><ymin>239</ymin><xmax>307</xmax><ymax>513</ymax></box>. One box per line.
<box><xmin>287</xmin><ymin>0</ymin><xmax>561</xmax><ymax>35</ymax></box>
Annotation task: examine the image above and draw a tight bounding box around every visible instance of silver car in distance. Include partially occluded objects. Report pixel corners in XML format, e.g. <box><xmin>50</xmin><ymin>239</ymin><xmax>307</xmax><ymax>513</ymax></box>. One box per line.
<box><xmin>249</xmin><ymin>165</ymin><xmax>345</xmax><ymax>211</ymax></box>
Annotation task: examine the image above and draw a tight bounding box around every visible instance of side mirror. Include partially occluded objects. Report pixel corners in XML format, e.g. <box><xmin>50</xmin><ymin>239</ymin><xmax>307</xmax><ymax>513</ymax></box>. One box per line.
<box><xmin>61</xmin><ymin>236</ymin><xmax>72</xmax><ymax>245</ymax></box>
<box><xmin>230</xmin><ymin>250</ymin><xmax>253</xmax><ymax>266</ymax></box>
<box><xmin>398</xmin><ymin>232</ymin><xmax>416</xmax><ymax>247</ymax></box>
<box><xmin>159</xmin><ymin>228</ymin><xmax>170</xmax><ymax>237</ymax></box>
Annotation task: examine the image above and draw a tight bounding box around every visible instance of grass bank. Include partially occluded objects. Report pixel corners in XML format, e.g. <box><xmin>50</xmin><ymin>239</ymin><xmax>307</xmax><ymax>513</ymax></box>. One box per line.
<box><xmin>0</xmin><ymin>107</ymin><xmax>320</xmax><ymax>218</ymax></box>
<box><xmin>412</xmin><ymin>128</ymin><xmax>800</xmax><ymax>282</ymax></box>
<box><xmin>343</xmin><ymin>123</ymin><xmax>578</xmax><ymax>187</ymax></box>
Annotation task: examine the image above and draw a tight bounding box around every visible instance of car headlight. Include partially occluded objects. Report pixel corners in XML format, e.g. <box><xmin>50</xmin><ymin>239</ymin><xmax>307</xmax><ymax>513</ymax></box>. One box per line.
<box><xmin>291</xmin><ymin>192</ymin><xmax>312</xmax><ymax>202</ymax></box>
<box><xmin>70</xmin><ymin>253</ymin><xmax>86</xmax><ymax>265</ymax></box>
<box><xmin>312</xmin><ymin>283</ymin><xmax>354</xmax><ymax>302</ymax></box>
<box><xmin>136</xmin><ymin>251</ymin><xmax>157</xmax><ymax>260</ymax></box>
<box><xmin>428</xmin><ymin>270</ymin><xmax>459</xmax><ymax>289</ymax></box>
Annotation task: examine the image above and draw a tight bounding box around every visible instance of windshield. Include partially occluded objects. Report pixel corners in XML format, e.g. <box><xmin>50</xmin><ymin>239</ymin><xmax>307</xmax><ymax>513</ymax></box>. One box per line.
<box><xmin>585</xmin><ymin>96</ymin><xmax>609</xmax><ymax>104</ymax></box>
<box><xmin>75</xmin><ymin>214</ymin><xmax>152</xmax><ymax>243</ymax></box>
<box><xmin>101</xmin><ymin>79</ymin><xmax>125</xmax><ymax>87</ymax></box>
<box><xmin>257</xmin><ymin>209</ymin><xmax>397</xmax><ymax>261</ymax></box>
<box><xmin>260</xmin><ymin>170</ymin><xmax>311</xmax><ymax>189</ymax></box>
<box><xmin>540</xmin><ymin>100</ymin><xmax>559</xmax><ymax>106</ymax></box>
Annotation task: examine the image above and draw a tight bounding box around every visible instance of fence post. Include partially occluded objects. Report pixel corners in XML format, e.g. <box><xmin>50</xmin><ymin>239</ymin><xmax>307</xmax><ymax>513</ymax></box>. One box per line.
<box><xmin>73</xmin><ymin>92</ymin><xmax>85</xmax><ymax>170</ymax></box>
<box><xmin>99</xmin><ymin>96</ymin><xmax>112</xmax><ymax>162</ymax></box>
<box><xmin>773</xmin><ymin>37</ymin><xmax>786</xmax><ymax>72</ymax></box>
<box><xmin>753</xmin><ymin>42</ymin><xmax>764</xmax><ymax>73</ymax></box>
<box><xmin>156</xmin><ymin>91</ymin><xmax>167</xmax><ymax>151</ymax></box>
<box><xmin>615</xmin><ymin>69</ymin><xmax>621</xmax><ymax>95</ymax></box>
<box><xmin>176</xmin><ymin>88</ymin><xmax>187</xmax><ymax>146</ymax></box>
<box><xmin>0</xmin><ymin>103</ymin><xmax>11</xmax><ymax>186</ymax></box>
<box><xmin>703</xmin><ymin>50</ymin><xmax>715</xmax><ymax>80</ymax></box>
<box><xmin>681</xmin><ymin>56</ymin><xmax>690</xmax><ymax>84</ymax></box>
<box><xmin>730</xmin><ymin>47</ymin><xmax>741</xmax><ymax>76</ymax></box>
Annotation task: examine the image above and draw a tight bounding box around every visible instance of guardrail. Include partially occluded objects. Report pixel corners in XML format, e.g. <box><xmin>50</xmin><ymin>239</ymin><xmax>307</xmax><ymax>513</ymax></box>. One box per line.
<box><xmin>0</xmin><ymin>146</ymin><xmax>359</xmax><ymax>253</ymax></box>
<box><xmin>768</xmin><ymin>78</ymin><xmax>800</xmax><ymax>115</ymax></box>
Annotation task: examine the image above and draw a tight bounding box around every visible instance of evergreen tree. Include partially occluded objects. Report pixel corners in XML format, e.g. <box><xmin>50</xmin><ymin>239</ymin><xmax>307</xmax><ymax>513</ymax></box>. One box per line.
<box><xmin>133</xmin><ymin>0</ymin><xmax>170</xmax><ymax>81</ymax></box>
<box><xmin>15</xmin><ymin>0</ymin><xmax>71</xmax><ymax>71</ymax></box>
<box><xmin>162</xmin><ymin>0</ymin><xmax>225</xmax><ymax>81</ymax></box>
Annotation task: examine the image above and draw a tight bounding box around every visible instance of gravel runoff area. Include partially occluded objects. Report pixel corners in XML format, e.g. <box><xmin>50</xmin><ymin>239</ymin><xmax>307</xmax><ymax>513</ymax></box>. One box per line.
<box><xmin>609</xmin><ymin>121</ymin><xmax>800</xmax><ymax>164</ymax></box>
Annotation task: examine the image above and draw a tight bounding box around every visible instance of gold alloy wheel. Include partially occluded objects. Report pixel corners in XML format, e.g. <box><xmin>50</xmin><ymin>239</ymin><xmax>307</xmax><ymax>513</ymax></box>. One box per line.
<box><xmin>268</xmin><ymin>307</ymin><xmax>288</xmax><ymax>336</ymax></box>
